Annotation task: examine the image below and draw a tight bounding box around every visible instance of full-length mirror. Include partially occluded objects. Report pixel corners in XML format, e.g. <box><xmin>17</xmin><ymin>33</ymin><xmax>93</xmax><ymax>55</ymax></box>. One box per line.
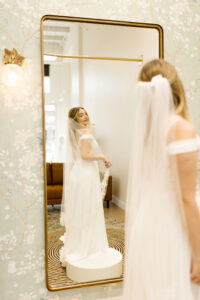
<box><xmin>40</xmin><ymin>15</ymin><xmax>163</xmax><ymax>291</ymax></box>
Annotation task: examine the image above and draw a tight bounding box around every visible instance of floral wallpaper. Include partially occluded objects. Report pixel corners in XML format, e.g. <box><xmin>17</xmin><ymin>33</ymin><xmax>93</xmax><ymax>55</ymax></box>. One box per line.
<box><xmin>0</xmin><ymin>0</ymin><xmax>200</xmax><ymax>299</ymax></box>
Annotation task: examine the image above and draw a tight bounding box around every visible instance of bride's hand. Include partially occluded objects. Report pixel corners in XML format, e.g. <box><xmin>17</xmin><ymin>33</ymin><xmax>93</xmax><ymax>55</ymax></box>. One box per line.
<box><xmin>191</xmin><ymin>257</ymin><xmax>200</xmax><ymax>285</ymax></box>
<box><xmin>103</xmin><ymin>157</ymin><xmax>112</xmax><ymax>168</ymax></box>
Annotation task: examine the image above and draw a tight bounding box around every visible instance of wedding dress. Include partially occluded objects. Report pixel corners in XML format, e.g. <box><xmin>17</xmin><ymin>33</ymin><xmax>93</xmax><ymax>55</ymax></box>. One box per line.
<box><xmin>60</xmin><ymin>133</ymin><xmax>109</xmax><ymax>265</ymax></box>
<box><xmin>167</xmin><ymin>120</ymin><xmax>200</xmax><ymax>300</ymax></box>
<box><xmin>124</xmin><ymin>125</ymin><xmax>200</xmax><ymax>300</ymax></box>
<box><xmin>123</xmin><ymin>75</ymin><xmax>200</xmax><ymax>300</ymax></box>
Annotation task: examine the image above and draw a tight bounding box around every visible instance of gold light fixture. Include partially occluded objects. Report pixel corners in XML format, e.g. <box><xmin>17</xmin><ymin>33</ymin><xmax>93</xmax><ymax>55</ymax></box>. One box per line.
<box><xmin>2</xmin><ymin>48</ymin><xmax>25</xmax><ymax>66</ymax></box>
<box><xmin>0</xmin><ymin>48</ymin><xmax>26</xmax><ymax>92</ymax></box>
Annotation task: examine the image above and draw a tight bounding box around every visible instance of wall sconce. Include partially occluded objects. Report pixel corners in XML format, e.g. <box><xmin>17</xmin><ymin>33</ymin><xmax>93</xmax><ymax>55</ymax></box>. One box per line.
<box><xmin>3</xmin><ymin>48</ymin><xmax>25</xmax><ymax>66</ymax></box>
<box><xmin>0</xmin><ymin>48</ymin><xmax>25</xmax><ymax>88</ymax></box>
<box><xmin>0</xmin><ymin>48</ymin><xmax>35</xmax><ymax>107</ymax></box>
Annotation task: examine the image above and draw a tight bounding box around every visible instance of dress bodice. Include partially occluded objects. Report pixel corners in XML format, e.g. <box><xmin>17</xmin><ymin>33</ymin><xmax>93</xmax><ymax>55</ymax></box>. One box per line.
<box><xmin>76</xmin><ymin>133</ymin><xmax>99</xmax><ymax>160</ymax></box>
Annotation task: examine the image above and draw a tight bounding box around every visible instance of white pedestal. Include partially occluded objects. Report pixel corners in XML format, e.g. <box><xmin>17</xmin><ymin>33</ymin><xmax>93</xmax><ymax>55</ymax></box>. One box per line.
<box><xmin>66</xmin><ymin>248</ymin><xmax>122</xmax><ymax>283</ymax></box>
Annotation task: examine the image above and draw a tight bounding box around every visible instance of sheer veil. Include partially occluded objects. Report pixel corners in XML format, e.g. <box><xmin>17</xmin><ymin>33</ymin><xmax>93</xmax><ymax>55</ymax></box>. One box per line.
<box><xmin>60</xmin><ymin>118</ymin><xmax>83</xmax><ymax>226</ymax></box>
<box><xmin>126</xmin><ymin>74</ymin><xmax>174</xmax><ymax>236</ymax></box>
<box><xmin>124</xmin><ymin>74</ymin><xmax>190</xmax><ymax>297</ymax></box>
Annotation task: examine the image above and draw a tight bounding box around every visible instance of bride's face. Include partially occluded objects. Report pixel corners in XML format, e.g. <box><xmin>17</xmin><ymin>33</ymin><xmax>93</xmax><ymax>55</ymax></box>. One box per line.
<box><xmin>77</xmin><ymin>108</ymin><xmax>89</xmax><ymax>126</ymax></box>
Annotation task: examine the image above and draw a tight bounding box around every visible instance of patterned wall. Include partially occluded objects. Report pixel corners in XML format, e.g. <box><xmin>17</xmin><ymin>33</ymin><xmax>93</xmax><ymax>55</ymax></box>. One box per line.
<box><xmin>0</xmin><ymin>0</ymin><xmax>199</xmax><ymax>299</ymax></box>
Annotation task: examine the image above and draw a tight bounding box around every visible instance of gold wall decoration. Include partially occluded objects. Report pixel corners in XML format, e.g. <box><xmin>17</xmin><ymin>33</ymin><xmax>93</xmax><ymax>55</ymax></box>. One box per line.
<box><xmin>2</xmin><ymin>48</ymin><xmax>25</xmax><ymax>66</ymax></box>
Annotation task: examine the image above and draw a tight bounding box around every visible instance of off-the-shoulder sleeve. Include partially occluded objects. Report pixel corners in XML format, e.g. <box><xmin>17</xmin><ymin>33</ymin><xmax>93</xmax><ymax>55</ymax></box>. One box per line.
<box><xmin>79</xmin><ymin>133</ymin><xmax>93</xmax><ymax>141</ymax></box>
<box><xmin>167</xmin><ymin>136</ymin><xmax>200</xmax><ymax>155</ymax></box>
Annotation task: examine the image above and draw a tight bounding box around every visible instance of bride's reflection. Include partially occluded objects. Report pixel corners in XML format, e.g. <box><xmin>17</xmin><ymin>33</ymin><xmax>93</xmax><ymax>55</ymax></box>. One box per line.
<box><xmin>59</xmin><ymin>107</ymin><xmax>122</xmax><ymax>282</ymax></box>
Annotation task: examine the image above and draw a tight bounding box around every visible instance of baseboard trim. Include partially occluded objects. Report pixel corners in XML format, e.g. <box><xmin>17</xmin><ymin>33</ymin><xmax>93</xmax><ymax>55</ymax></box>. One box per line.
<box><xmin>112</xmin><ymin>195</ymin><xmax>125</xmax><ymax>210</ymax></box>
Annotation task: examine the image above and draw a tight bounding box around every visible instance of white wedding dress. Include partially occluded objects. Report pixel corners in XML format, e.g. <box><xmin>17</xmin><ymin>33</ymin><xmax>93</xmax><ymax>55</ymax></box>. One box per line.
<box><xmin>124</xmin><ymin>126</ymin><xmax>200</xmax><ymax>299</ymax></box>
<box><xmin>167</xmin><ymin>134</ymin><xmax>200</xmax><ymax>300</ymax></box>
<box><xmin>60</xmin><ymin>133</ymin><xmax>109</xmax><ymax>265</ymax></box>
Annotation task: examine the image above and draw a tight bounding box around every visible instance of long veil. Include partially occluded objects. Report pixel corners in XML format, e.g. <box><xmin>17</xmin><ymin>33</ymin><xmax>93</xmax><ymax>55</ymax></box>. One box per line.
<box><xmin>60</xmin><ymin>118</ymin><xmax>82</xmax><ymax>227</ymax></box>
<box><xmin>124</xmin><ymin>75</ymin><xmax>191</xmax><ymax>298</ymax></box>
<box><xmin>125</xmin><ymin>74</ymin><xmax>175</xmax><ymax>238</ymax></box>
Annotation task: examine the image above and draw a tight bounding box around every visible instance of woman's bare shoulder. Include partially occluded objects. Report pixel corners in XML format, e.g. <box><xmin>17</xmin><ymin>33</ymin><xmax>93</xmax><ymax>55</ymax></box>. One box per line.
<box><xmin>175</xmin><ymin>117</ymin><xmax>196</xmax><ymax>140</ymax></box>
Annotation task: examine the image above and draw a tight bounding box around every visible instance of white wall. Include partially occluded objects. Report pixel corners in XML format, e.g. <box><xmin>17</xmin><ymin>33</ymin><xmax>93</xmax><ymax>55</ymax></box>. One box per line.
<box><xmin>45</xmin><ymin>62</ymin><xmax>71</xmax><ymax>162</ymax></box>
<box><xmin>80</xmin><ymin>25</ymin><xmax>159</xmax><ymax>209</ymax></box>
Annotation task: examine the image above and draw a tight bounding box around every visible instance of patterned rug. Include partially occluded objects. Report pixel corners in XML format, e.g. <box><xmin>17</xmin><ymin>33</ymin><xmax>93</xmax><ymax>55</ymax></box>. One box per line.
<box><xmin>47</xmin><ymin>205</ymin><xmax>125</xmax><ymax>289</ymax></box>
<box><xmin>47</xmin><ymin>204</ymin><xmax>124</xmax><ymax>232</ymax></box>
<box><xmin>48</xmin><ymin>227</ymin><xmax>124</xmax><ymax>289</ymax></box>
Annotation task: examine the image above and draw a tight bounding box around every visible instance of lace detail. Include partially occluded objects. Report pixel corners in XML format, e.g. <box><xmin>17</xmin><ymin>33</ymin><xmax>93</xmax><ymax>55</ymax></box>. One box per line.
<box><xmin>101</xmin><ymin>168</ymin><xmax>110</xmax><ymax>200</ymax></box>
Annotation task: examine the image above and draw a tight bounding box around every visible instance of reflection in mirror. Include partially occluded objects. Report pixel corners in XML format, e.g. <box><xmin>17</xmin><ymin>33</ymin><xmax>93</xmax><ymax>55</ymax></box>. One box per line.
<box><xmin>41</xmin><ymin>16</ymin><xmax>163</xmax><ymax>290</ymax></box>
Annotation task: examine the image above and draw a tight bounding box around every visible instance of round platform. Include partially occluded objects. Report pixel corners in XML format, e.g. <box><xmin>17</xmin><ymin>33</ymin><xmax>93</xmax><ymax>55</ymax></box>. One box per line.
<box><xmin>66</xmin><ymin>248</ymin><xmax>122</xmax><ymax>282</ymax></box>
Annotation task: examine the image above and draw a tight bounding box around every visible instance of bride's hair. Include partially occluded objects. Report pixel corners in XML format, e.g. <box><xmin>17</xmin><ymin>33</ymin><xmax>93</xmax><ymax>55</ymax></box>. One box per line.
<box><xmin>138</xmin><ymin>59</ymin><xmax>189</xmax><ymax>120</ymax></box>
<box><xmin>68</xmin><ymin>107</ymin><xmax>88</xmax><ymax>123</ymax></box>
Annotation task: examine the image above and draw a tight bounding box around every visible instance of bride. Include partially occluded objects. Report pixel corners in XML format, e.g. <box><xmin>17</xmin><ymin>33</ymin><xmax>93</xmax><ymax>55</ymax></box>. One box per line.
<box><xmin>124</xmin><ymin>59</ymin><xmax>200</xmax><ymax>299</ymax></box>
<box><xmin>60</xmin><ymin>107</ymin><xmax>111</xmax><ymax>266</ymax></box>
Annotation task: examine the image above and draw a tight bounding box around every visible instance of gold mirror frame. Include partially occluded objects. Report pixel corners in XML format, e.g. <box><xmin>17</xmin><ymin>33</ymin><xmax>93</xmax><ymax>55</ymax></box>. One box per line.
<box><xmin>40</xmin><ymin>14</ymin><xmax>164</xmax><ymax>291</ymax></box>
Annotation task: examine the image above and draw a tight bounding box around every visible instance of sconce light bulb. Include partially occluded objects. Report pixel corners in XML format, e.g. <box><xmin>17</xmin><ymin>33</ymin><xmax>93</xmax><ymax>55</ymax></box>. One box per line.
<box><xmin>0</xmin><ymin>64</ymin><xmax>23</xmax><ymax>89</ymax></box>
<box><xmin>8</xmin><ymin>70</ymin><xmax>18</xmax><ymax>85</ymax></box>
